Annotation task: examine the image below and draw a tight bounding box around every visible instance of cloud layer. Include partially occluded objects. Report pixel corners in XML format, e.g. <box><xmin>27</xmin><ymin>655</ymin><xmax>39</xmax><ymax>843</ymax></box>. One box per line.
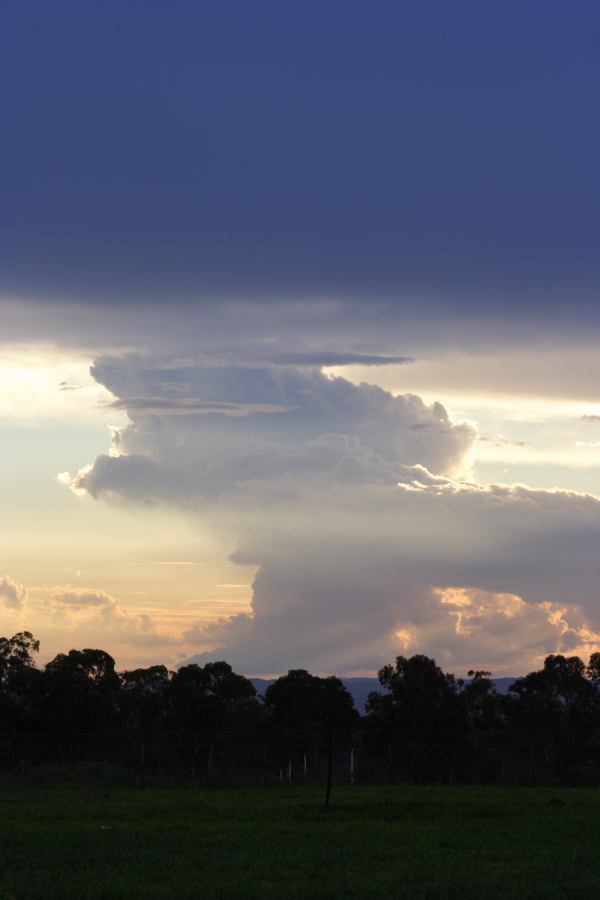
<box><xmin>1</xmin><ymin>3</ymin><xmax>598</xmax><ymax>315</ymax></box>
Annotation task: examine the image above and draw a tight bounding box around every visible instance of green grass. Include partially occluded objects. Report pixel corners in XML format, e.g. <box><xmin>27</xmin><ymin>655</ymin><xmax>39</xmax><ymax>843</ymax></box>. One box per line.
<box><xmin>1</xmin><ymin>784</ymin><xmax>600</xmax><ymax>898</ymax></box>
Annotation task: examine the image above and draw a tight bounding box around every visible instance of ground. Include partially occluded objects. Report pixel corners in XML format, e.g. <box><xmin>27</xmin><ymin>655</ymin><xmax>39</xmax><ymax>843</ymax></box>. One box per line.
<box><xmin>0</xmin><ymin>785</ymin><xmax>599</xmax><ymax>898</ymax></box>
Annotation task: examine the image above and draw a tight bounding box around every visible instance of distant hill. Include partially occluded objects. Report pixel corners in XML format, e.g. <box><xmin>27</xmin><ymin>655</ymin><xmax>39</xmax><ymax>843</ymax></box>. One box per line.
<box><xmin>250</xmin><ymin>677</ymin><xmax>377</xmax><ymax>714</ymax></box>
<box><xmin>491</xmin><ymin>677</ymin><xmax>519</xmax><ymax>695</ymax></box>
<box><xmin>251</xmin><ymin>675</ymin><xmax>519</xmax><ymax>713</ymax></box>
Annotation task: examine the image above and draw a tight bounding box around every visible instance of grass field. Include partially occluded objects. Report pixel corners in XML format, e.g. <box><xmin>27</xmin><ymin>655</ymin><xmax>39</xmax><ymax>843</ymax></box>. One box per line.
<box><xmin>1</xmin><ymin>784</ymin><xmax>600</xmax><ymax>898</ymax></box>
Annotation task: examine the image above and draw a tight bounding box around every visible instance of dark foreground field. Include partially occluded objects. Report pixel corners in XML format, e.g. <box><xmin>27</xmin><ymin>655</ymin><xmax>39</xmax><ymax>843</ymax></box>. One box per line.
<box><xmin>1</xmin><ymin>785</ymin><xmax>600</xmax><ymax>899</ymax></box>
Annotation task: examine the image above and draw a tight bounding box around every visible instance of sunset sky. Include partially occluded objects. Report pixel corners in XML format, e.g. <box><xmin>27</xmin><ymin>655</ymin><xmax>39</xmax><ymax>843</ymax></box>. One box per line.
<box><xmin>2</xmin><ymin>1</ymin><xmax>600</xmax><ymax>676</ymax></box>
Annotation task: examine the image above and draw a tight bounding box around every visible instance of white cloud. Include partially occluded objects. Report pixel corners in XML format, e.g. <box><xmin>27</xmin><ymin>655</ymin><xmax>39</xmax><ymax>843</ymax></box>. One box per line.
<box><xmin>65</xmin><ymin>357</ymin><xmax>476</xmax><ymax>505</ymax></box>
<box><xmin>0</xmin><ymin>575</ymin><xmax>26</xmax><ymax>611</ymax></box>
<box><xmin>46</xmin><ymin>586</ymin><xmax>168</xmax><ymax>644</ymax></box>
<box><xmin>1</xmin><ymin>583</ymin><xmax>178</xmax><ymax>665</ymax></box>
<box><xmin>59</xmin><ymin>353</ymin><xmax>600</xmax><ymax>675</ymax></box>
<box><xmin>0</xmin><ymin>578</ymin><xmax>176</xmax><ymax>665</ymax></box>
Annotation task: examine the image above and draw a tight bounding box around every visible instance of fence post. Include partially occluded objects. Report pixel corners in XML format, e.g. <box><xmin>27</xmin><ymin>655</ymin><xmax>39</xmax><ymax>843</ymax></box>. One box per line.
<box><xmin>207</xmin><ymin>732</ymin><xmax>220</xmax><ymax>772</ymax></box>
<box><xmin>190</xmin><ymin>735</ymin><xmax>199</xmax><ymax>779</ymax></box>
<box><xmin>325</xmin><ymin>716</ymin><xmax>333</xmax><ymax>809</ymax></box>
<box><xmin>140</xmin><ymin>741</ymin><xmax>146</xmax><ymax>789</ymax></box>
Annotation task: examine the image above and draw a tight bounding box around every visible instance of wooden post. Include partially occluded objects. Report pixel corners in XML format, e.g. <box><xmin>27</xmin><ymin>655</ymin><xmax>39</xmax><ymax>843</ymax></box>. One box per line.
<box><xmin>140</xmin><ymin>741</ymin><xmax>146</xmax><ymax>789</ymax></box>
<box><xmin>190</xmin><ymin>736</ymin><xmax>200</xmax><ymax>779</ymax></box>
<box><xmin>207</xmin><ymin>732</ymin><xmax>220</xmax><ymax>772</ymax></box>
<box><xmin>325</xmin><ymin>716</ymin><xmax>333</xmax><ymax>809</ymax></box>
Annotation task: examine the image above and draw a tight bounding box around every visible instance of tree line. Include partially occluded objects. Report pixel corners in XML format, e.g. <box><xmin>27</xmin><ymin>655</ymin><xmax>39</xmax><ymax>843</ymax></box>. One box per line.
<box><xmin>4</xmin><ymin>632</ymin><xmax>600</xmax><ymax>785</ymax></box>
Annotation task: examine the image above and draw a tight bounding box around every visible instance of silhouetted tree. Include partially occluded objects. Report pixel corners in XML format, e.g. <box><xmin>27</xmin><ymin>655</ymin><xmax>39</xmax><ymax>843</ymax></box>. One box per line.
<box><xmin>0</xmin><ymin>632</ymin><xmax>40</xmax><ymax>681</ymax></box>
<box><xmin>461</xmin><ymin>670</ymin><xmax>504</xmax><ymax>730</ymax></box>
<box><xmin>587</xmin><ymin>652</ymin><xmax>600</xmax><ymax>685</ymax></box>
<box><xmin>37</xmin><ymin>649</ymin><xmax>120</xmax><ymax>733</ymax></box>
<box><xmin>118</xmin><ymin>665</ymin><xmax>171</xmax><ymax>733</ymax></box>
<box><xmin>505</xmin><ymin>654</ymin><xmax>600</xmax><ymax>779</ymax></box>
<box><xmin>5</xmin><ymin>632</ymin><xmax>600</xmax><ymax>785</ymax></box>
<box><xmin>364</xmin><ymin>655</ymin><xmax>466</xmax><ymax>782</ymax></box>
<box><xmin>166</xmin><ymin>661</ymin><xmax>258</xmax><ymax>733</ymax></box>
<box><xmin>264</xmin><ymin>669</ymin><xmax>358</xmax><ymax>735</ymax></box>
<box><xmin>0</xmin><ymin>632</ymin><xmax>41</xmax><ymax>731</ymax></box>
<box><xmin>507</xmin><ymin>655</ymin><xmax>597</xmax><ymax>730</ymax></box>
<box><xmin>367</xmin><ymin>654</ymin><xmax>463</xmax><ymax>731</ymax></box>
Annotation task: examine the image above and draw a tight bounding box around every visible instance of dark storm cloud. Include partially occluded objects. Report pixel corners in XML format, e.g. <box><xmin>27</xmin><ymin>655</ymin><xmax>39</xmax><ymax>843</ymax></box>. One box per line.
<box><xmin>0</xmin><ymin>0</ymin><xmax>599</xmax><ymax>320</ymax></box>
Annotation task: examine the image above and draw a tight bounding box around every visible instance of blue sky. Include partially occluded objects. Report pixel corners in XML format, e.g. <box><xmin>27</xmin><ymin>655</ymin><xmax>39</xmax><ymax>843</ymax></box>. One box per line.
<box><xmin>1</xmin><ymin>2</ymin><xmax>600</xmax><ymax>675</ymax></box>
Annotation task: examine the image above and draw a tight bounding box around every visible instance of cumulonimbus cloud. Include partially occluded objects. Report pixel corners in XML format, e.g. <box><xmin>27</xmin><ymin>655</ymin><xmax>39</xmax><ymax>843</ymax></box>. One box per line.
<box><xmin>62</xmin><ymin>353</ymin><xmax>600</xmax><ymax>674</ymax></box>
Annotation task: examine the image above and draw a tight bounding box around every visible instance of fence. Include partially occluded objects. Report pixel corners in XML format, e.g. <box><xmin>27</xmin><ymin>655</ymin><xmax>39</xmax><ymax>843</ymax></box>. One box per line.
<box><xmin>2</xmin><ymin>727</ymin><xmax>600</xmax><ymax>787</ymax></box>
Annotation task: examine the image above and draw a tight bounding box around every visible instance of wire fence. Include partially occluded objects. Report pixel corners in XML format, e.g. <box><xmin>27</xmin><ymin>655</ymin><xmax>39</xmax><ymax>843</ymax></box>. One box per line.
<box><xmin>2</xmin><ymin>728</ymin><xmax>600</xmax><ymax>788</ymax></box>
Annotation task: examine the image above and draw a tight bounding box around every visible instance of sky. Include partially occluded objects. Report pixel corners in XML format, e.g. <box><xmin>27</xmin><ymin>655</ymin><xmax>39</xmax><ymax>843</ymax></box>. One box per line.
<box><xmin>1</xmin><ymin>0</ymin><xmax>600</xmax><ymax>677</ymax></box>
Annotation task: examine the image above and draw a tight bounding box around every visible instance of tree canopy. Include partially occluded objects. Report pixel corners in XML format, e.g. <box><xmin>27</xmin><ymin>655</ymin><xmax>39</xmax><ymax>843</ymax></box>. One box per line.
<box><xmin>4</xmin><ymin>633</ymin><xmax>600</xmax><ymax>785</ymax></box>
